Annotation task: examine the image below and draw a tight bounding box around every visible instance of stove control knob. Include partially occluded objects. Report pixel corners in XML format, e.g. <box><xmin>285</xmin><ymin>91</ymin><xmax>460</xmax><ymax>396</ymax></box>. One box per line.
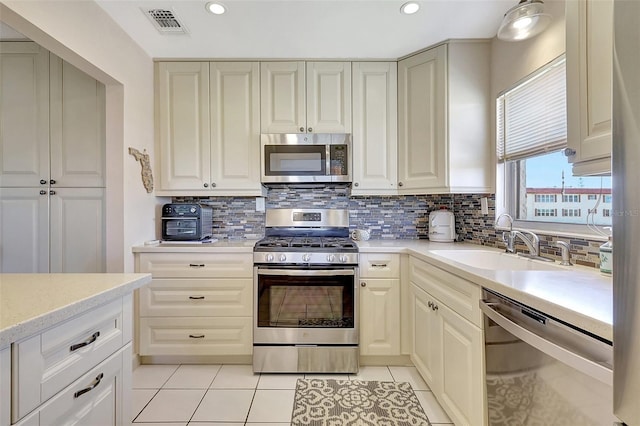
<box><xmin>302</xmin><ymin>253</ymin><xmax>311</xmax><ymax>262</ymax></box>
<box><xmin>327</xmin><ymin>254</ymin><xmax>336</xmax><ymax>263</ymax></box>
<box><xmin>265</xmin><ymin>254</ymin><xmax>274</xmax><ymax>262</ymax></box>
<box><xmin>279</xmin><ymin>254</ymin><xmax>287</xmax><ymax>262</ymax></box>
<box><xmin>339</xmin><ymin>255</ymin><xmax>348</xmax><ymax>263</ymax></box>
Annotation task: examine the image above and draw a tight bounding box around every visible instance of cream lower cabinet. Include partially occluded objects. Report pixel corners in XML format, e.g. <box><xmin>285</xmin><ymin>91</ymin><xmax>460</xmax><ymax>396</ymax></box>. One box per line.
<box><xmin>397</xmin><ymin>41</ymin><xmax>492</xmax><ymax>194</ymax></box>
<box><xmin>566</xmin><ymin>0</ymin><xmax>613</xmax><ymax>176</ymax></box>
<box><xmin>409</xmin><ymin>257</ymin><xmax>485</xmax><ymax>426</ymax></box>
<box><xmin>156</xmin><ymin>62</ymin><xmax>262</xmax><ymax>195</ymax></box>
<box><xmin>136</xmin><ymin>252</ymin><xmax>253</xmax><ymax>357</ymax></box>
<box><xmin>359</xmin><ymin>253</ymin><xmax>400</xmax><ymax>356</ymax></box>
<box><xmin>9</xmin><ymin>295</ymin><xmax>132</xmax><ymax>426</ymax></box>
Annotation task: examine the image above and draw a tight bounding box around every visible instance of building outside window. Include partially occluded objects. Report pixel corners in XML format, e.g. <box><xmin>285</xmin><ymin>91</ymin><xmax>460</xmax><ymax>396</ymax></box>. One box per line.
<box><xmin>496</xmin><ymin>55</ymin><xmax>612</xmax><ymax>231</ymax></box>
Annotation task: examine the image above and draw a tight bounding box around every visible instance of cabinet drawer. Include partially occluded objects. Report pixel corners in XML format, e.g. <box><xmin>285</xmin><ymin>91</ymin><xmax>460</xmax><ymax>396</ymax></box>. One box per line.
<box><xmin>15</xmin><ymin>345</ymin><xmax>128</xmax><ymax>426</ymax></box>
<box><xmin>139</xmin><ymin>278</ymin><xmax>253</xmax><ymax>317</ymax></box>
<box><xmin>12</xmin><ymin>298</ymin><xmax>128</xmax><ymax>422</ymax></box>
<box><xmin>359</xmin><ymin>253</ymin><xmax>400</xmax><ymax>278</ymax></box>
<box><xmin>137</xmin><ymin>253</ymin><xmax>252</xmax><ymax>278</ymax></box>
<box><xmin>409</xmin><ymin>257</ymin><xmax>482</xmax><ymax>327</ymax></box>
<box><xmin>139</xmin><ymin>317</ymin><xmax>252</xmax><ymax>356</ymax></box>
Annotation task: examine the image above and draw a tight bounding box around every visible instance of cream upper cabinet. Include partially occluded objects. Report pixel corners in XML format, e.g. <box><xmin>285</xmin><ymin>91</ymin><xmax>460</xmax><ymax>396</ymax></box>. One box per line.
<box><xmin>351</xmin><ymin>62</ymin><xmax>398</xmax><ymax>195</ymax></box>
<box><xmin>566</xmin><ymin>0</ymin><xmax>613</xmax><ymax>176</ymax></box>
<box><xmin>260</xmin><ymin>61</ymin><xmax>351</xmax><ymax>133</ymax></box>
<box><xmin>49</xmin><ymin>55</ymin><xmax>105</xmax><ymax>188</ymax></box>
<box><xmin>0</xmin><ymin>42</ymin><xmax>49</xmax><ymax>188</ymax></box>
<box><xmin>398</xmin><ymin>41</ymin><xmax>492</xmax><ymax>194</ymax></box>
<box><xmin>156</xmin><ymin>61</ymin><xmax>263</xmax><ymax>195</ymax></box>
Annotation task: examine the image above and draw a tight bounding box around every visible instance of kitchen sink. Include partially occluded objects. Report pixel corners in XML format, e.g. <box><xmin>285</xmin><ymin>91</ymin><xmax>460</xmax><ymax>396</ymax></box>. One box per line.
<box><xmin>429</xmin><ymin>249</ymin><xmax>566</xmax><ymax>271</ymax></box>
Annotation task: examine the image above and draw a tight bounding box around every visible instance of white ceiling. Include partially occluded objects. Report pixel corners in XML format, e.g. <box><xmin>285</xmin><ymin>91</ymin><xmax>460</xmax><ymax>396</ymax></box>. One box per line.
<box><xmin>95</xmin><ymin>0</ymin><xmax>514</xmax><ymax>59</ymax></box>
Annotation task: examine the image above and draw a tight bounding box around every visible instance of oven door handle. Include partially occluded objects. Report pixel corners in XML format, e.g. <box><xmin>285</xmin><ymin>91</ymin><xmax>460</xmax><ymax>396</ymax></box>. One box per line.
<box><xmin>257</xmin><ymin>268</ymin><xmax>355</xmax><ymax>276</ymax></box>
<box><xmin>480</xmin><ymin>300</ymin><xmax>612</xmax><ymax>386</ymax></box>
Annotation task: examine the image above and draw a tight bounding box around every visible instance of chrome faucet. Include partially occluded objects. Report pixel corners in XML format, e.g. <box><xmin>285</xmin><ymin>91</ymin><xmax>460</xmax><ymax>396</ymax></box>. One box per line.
<box><xmin>494</xmin><ymin>213</ymin><xmax>516</xmax><ymax>253</ymax></box>
<box><xmin>512</xmin><ymin>230</ymin><xmax>540</xmax><ymax>257</ymax></box>
<box><xmin>554</xmin><ymin>241</ymin><xmax>573</xmax><ymax>266</ymax></box>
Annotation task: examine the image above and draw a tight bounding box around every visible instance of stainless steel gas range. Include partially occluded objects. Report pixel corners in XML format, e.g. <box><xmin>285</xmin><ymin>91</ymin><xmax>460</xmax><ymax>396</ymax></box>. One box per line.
<box><xmin>253</xmin><ymin>208</ymin><xmax>359</xmax><ymax>373</ymax></box>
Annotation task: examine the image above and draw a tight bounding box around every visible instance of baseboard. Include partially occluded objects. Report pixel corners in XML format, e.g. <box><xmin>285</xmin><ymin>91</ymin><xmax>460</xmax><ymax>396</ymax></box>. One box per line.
<box><xmin>139</xmin><ymin>355</ymin><xmax>253</xmax><ymax>365</ymax></box>
<box><xmin>360</xmin><ymin>355</ymin><xmax>413</xmax><ymax>366</ymax></box>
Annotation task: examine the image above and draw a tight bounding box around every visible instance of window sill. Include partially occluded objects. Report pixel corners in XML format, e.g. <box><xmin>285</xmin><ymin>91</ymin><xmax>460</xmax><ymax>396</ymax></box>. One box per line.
<box><xmin>496</xmin><ymin>220</ymin><xmax>609</xmax><ymax>242</ymax></box>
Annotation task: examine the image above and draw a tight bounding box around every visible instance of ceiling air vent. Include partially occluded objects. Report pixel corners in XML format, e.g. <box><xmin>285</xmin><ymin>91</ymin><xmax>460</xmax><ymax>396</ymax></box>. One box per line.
<box><xmin>143</xmin><ymin>8</ymin><xmax>188</xmax><ymax>34</ymax></box>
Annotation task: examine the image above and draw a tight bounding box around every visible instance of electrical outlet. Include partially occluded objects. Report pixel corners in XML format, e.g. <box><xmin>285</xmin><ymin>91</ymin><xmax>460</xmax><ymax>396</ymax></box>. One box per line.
<box><xmin>256</xmin><ymin>197</ymin><xmax>265</xmax><ymax>212</ymax></box>
<box><xmin>480</xmin><ymin>197</ymin><xmax>489</xmax><ymax>215</ymax></box>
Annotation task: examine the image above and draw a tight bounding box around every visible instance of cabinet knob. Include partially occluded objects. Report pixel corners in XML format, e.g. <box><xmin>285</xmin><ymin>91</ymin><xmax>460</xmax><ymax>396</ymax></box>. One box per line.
<box><xmin>49</xmin><ymin>190</ymin><xmax>56</xmax><ymax>195</ymax></box>
<box><xmin>361</xmin><ymin>282</ymin><xmax>367</xmax><ymax>287</ymax></box>
<box><xmin>50</xmin><ymin>179</ymin><xmax>56</xmax><ymax>185</ymax></box>
<box><xmin>428</xmin><ymin>301</ymin><xmax>433</xmax><ymax>308</ymax></box>
<box><xmin>204</xmin><ymin>183</ymin><xmax>209</xmax><ymax>188</ymax></box>
<box><xmin>299</xmin><ymin>127</ymin><xmax>305</xmax><ymax>132</ymax></box>
<box><xmin>307</xmin><ymin>127</ymin><xmax>313</xmax><ymax>132</ymax></box>
<box><xmin>40</xmin><ymin>179</ymin><xmax>47</xmax><ymax>185</ymax></box>
<box><xmin>40</xmin><ymin>190</ymin><xmax>47</xmax><ymax>195</ymax></box>
<box><xmin>563</xmin><ymin>148</ymin><xmax>576</xmax><ymax>157</ymax></box>
<box><xmin>354</xmin><ymin>182</ymin><xmax>359</xmax><ymax>187</ymax></box>
<box><xmin>398</xmin><ymin>182</ymin><xmax>404</xmax><ymax>187</ymax></box>
<box><xmin>211</xmin><ymin>182</ymin><xmax>216</xmax><ymax>188</ymax></box>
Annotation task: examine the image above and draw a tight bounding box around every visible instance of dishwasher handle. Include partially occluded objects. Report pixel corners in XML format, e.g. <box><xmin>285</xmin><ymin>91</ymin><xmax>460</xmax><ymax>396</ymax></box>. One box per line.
<box><xmin>480</xmin><ymin>300</ymin><xmax>612</xmax><ymax>386</ymax></box>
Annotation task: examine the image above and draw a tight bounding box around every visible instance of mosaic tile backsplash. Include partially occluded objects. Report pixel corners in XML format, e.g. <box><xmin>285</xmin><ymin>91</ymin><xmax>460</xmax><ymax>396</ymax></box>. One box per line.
<box><xmin>175</xmin><ymin>185</ymin><xmax>604</xmax><ymax>268</ymax></box>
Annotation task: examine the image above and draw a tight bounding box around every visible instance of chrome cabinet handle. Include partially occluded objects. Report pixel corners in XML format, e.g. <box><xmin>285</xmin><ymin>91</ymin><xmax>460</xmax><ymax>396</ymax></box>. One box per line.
<box><xmin>370</xmin><ymin>263</ymin><xmax>388</xmax><ymax>268</ymax></box>
<box><xmin>299</xmin><ymin>127</ymin><xmax>304</xmax><ymax>132</ymax></box>
<box><xmin>307</xmin><ymin>127</ymin><xmax>313</xmax><ymax>132</ymax></box>
<box><xmin>49</xmin><ymin>190</ymin><xmax>56</xmax><ymax>195</ymax></box>
<box><xmin>428</xmin><ymin>301</ymin><xmax>433</xmax><ymax>308</ymax></box>
<box><xmin>433</xmin><ymin>304</ymin><xmax>438</xmax><ymax>312</ymax></box>
<box><xmin>204</xmin><ymin>183</ymin><xmax>209</xmax><ymax>188</ymax></box>
<box><xmin>40</xmin><ymin>190</ymin><xmax>47</xmax><ymax>195</ymax></box>
<box><xmin>40</xmin><ymin>179</ymin><xmax>47</xmax><ymax>185</ymax></box>
<box><xmin>361</xmin><ymin>282</ymin><xmax>367</xmax><ymax>287</ymax></box>
<box><xmin>354</xmin><ymin>182</ymin><xmax>359</xmax><ymax>187</ymax></box>
<box><xmin>563</xmin><ymin>148</ymin><xmax>576</xmax><ymax>157</ymax></box>
<box><xmin>211</xmin><ymin>182</ymin><xmax>216</xmax><ymax>188</ymax></box>
<box><xmin>189</xmin><ymin>334</ymin><xmax>205</xmax><ymax>339</ymax></box>
<box><xmin>398</xmin><ymin>182</ymin><xmax>404</xmax><ymax>187</ymax></box>
<box><xmin>50</xmin><ymin>179</ymin><xmax>56</xmax><ymax>185</ymax></box>
<box><xmin>70</xmin><ymin>331</ymin><xmax>100</xmax><ymax>352</ymax></box>
<box><xmin>189</xmin><ymin>296</ymin><xmax>205</xmax><ymax>300</ymax></box>
<box><xmin>74</xmin><ymin>373</ymin><xmax>104</xmax><ymax>398</ymax></box>
<box><xmin>189</xmin><ymin>264</ymin><xmax>205</xmax><ymax>268</ymax></box>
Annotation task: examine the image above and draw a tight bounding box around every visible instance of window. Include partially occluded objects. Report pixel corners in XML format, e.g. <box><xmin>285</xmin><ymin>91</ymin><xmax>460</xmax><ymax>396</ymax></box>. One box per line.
<box><xmin>496</xmin><ymin>55</ymin><xmax>613</xmax><ymax>229</ymax></box>
<box><xmin>604</xmin><ymin>195</ymin><xmax>612</xmax><ymax>203</ymax></box>
<box><xmin>562</xmin><ymin>209</ymin><xmax>581</xmax><ymax>217</ymax></box>
<box><xmin>588</xmin><ymin>208</ymin><xmax>597</xmax><ymax>214</ymax></box>
<box><xmin>562</xmin><ymin>194</ymin><xmax>580</xmax><ymax>203</ymax></box>
<box><xmin>603</xmin><ymin>209</ymin><xmax>611</xmax><ymax>217</ymax></box>
<box><xmin>535</xmin><ymin>209</ymin><xmax>557</xmax><ymax>217</ymax></box>
<box><xmin>535</xmin><ymin>194</ymin><xmax>557</xmax><ymax>203</ymax></box>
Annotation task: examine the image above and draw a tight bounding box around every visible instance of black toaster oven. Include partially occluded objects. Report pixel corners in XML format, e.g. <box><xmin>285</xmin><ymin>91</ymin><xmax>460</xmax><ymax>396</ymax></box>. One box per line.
<box><xmin>161</xmin><ymin>203</ymin><xmax>213</xmax><ymax>241</ymax></box>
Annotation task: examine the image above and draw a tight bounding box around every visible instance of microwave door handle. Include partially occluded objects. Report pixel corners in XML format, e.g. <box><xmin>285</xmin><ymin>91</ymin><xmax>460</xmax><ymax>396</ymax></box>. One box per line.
<box><xmin>326</xmin><ymin>145</ymin><xmax>331</xmax><ymax>176</ymax></box>
<box><xmin>479</xmin><ymin>300</ymin><xmax>612</xmax><ymax>386</ymax></box>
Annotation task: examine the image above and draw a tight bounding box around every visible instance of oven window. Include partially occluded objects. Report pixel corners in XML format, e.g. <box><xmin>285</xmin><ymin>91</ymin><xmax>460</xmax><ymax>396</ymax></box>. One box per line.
<box><xmin>264</xmin><ymin>145</ymin><xmax>326</xmax><ymax>175</ymax></box>
<box><xmin>257</xmin><ymin>273</ymin><xmax>354</xmax><ymax>328</ymax></box>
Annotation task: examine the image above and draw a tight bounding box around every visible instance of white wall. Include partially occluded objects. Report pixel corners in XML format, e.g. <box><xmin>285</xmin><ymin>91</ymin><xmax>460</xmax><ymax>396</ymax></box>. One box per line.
<box><xmin>0</xmin><ymin>0</ymin><xmax>160</xmax><ymax>272</ymax></box>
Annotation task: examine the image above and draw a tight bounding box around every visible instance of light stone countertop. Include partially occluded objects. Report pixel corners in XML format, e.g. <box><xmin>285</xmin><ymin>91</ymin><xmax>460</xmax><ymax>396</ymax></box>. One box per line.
<box><xmin>132</xmin><ymin>239</ymin><xmax>258</xmax><ymax>253</ymax></box>
<box><xmin>0</xmin><ymin>273</ymin><xmax>151</xmax><ymax>348</ymax></box>
<box><xmin>357</xmin><ymin>240</ymin><xmax>613</xmax><ymax>341</ymax></box>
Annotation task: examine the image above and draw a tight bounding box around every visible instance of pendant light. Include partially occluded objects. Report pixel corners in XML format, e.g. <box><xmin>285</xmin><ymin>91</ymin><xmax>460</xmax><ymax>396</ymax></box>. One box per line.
<box><xmin>497</xmin><ymin>0</ymin><xmax>552</xmax><ymax>42</ymax></box>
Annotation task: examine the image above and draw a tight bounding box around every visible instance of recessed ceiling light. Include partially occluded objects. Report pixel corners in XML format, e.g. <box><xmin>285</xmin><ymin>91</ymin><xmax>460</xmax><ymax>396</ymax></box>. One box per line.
<box><xmin>400</xmin><ymin>2</ymin><xmax>420</xmax><ymax>15</ymax></box>
<box><xmin>206</xmin><ymin>2</ymin><xmax>226</xmax><ymax>15</ymax></box>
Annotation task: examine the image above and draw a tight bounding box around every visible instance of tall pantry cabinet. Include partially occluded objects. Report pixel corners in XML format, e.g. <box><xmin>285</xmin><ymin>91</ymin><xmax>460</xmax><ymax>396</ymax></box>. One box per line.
<box><xmin>0</xmin><ymin>42</ymin><xmax>106</xmax><ymax>273</ymax></box>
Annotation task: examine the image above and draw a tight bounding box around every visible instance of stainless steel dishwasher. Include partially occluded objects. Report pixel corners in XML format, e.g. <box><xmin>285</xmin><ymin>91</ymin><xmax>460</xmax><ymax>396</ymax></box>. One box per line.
<box><xmin>480</xmin><ymin>288</ymin><xmax>615</xmax><ymax>426</ymax></box>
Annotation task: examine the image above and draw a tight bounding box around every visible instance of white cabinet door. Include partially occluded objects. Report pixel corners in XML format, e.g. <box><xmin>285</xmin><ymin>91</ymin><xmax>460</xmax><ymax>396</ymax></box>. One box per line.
<box><xmin>0</xmin><ymin>188</ymin><xmax>48</xmax><ymax>273</ymax></box>
<box><xmin>260</xmin><ymin>61</ymin><xmax>306</xmax><ymax>133</ymax></box>
<box><xmin>437</xmin><ymin>300</ymin><xmax>484</xmax><ymax>426</ymax></box>
<box><xmin>360</xmin><ymin>279</ymin><xmax>400</xmax><ymax>356</ymax></box>
<box><xmin>157</xmin><ymin>62</ymin><xmax>211</xmax><ymax>190</ymax></box>
<box><xmin>49</xmin><ymin>188</ymin><xmax>105</xmax><ymax>273</ymax></box>
<box><xmin>410</xmin><ymin>283</ymin><xmax>440</xmax><ymax>390</ymax></box>
<box><xmin>398</xmin><ymin>45</ymin><xmax>447</xmax><ymax>192</ymax></box>
<box><xmin>0</xmin><ymin>42</ymin><xmax>50</xmax><ymax>188</ymax></box>
<box><xmin>210</xmin><ymin>62</ymin><xmax>261</xmax><ymax>191</ymax></box>
<box><xmin>352</xmin><ymin>62</ymin><xmax>398</xmax><ymax>194</ymax></box>
<box><xmin>566</xmin><ymin>0</ymin><xmax>613</xmax><ymax>175</ymax></box>
<box><xmin>49</xmin><ymin>55</ymin><xmax>105</xmax><ymax>188</ymax></box>
<box><xmin>306</xmin><ymin>62</ymin><xmax>352</xmax><ymax>133</ymax></box>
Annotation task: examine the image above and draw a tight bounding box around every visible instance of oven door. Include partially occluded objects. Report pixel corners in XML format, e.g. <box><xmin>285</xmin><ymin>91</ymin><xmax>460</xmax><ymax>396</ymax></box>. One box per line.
<box><xmin>254</xmin><ymin>266</ymin><xmax>359</xmax><ymax>345</ymax></box>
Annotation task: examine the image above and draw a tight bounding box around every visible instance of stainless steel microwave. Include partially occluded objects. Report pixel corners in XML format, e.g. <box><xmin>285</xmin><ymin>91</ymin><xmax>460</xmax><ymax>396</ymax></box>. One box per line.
<box><xmin>260</xmin><ymin>134</ymin><xmax>352</xmax><ymax>184</ymax></box>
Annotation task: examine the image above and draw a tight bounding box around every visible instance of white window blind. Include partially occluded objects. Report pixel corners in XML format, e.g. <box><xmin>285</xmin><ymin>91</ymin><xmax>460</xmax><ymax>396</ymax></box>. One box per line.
<box><xmin>497</xmin><ymin>56</ymin><xmax>567</xmax><ymax>162</ymax></box>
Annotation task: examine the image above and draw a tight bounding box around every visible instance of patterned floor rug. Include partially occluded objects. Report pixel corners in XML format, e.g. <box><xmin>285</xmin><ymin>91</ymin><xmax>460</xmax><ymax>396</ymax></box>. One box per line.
<box><xmin>291</xmin><ymin>378</ymin><xmax>431</xmax><ymax>426</ymax></box>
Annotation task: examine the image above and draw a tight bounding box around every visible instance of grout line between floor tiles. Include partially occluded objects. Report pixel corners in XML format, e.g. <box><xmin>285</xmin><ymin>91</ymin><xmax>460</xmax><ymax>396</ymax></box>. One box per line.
<box><xmin>131</xmin><ymin>388</ymin><xmax>161</xmax><ymax>423</ymax></box>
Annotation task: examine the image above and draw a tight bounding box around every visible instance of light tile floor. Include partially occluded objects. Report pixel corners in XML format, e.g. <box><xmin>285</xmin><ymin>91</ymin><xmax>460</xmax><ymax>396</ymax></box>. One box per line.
<box><xmin>132</xmin><ymin>364</ymin><xmax>453</xmax><ymax>425</ymax></box>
